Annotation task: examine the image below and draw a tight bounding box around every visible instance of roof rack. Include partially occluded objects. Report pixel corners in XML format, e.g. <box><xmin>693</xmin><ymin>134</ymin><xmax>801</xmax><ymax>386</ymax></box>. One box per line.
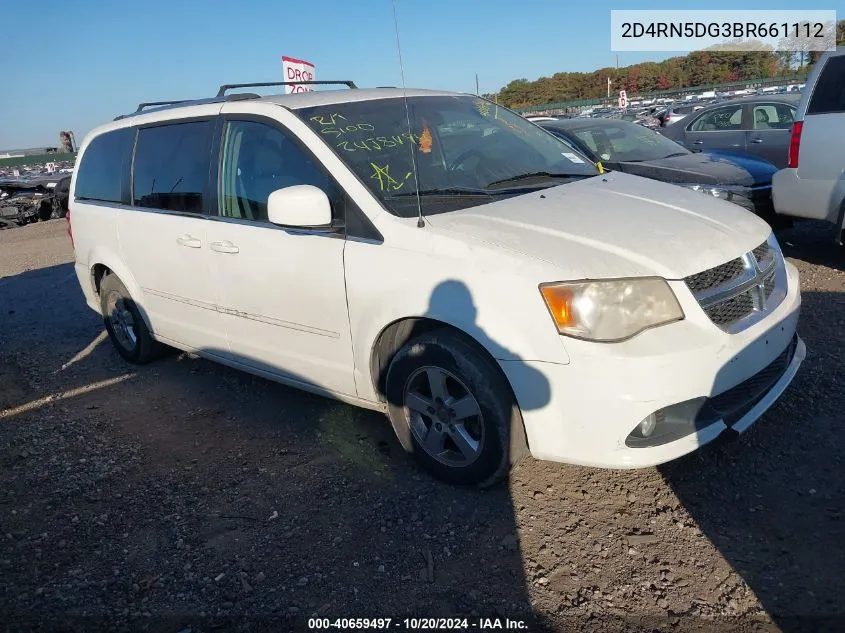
<box><xmin>136</xmin><ymin>100</ymin><xmax>193</xmax><ymax>111</ymax></box>
<box><xmin>216</xmin><ymin>80</ymin><xmax>357</xmax><ymax>97</ymax></box>
<box><xmin>113</xmin><ymin>92</ymin><xmax>267</xmax><ymax>121</ymax></box>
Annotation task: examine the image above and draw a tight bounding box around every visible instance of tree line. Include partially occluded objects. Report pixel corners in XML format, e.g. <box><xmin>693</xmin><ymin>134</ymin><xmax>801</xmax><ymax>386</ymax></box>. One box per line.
<box><xmin>494</xmin><ymin>20</ymin><xmax>845</xmax><ymax>108</ymax></box>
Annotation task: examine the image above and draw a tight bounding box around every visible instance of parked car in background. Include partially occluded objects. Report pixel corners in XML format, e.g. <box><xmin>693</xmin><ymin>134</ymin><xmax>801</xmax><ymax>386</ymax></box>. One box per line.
<box><xmin>655</xmin><ymin>103</ymin><xmax>699</xmax><ymax>127</ymax></box>
<box><xmin>661</xmin><ymin>95</ymin><xmax>800</xmax><ymax>168</ymax></box>
<box><xmin>68</xmin><ymin>86</ymin><xmax>804</xmax><ymax>486</ymax></box>
<box><xmin>773</xmin><ymin>48</ymin><xmax>845</xmax><ymax>243</ymax></box>
<box><xmin>613</xmin><ymin>110</ymin><xmax>661</xmax><ymax>129</ymax></box>
<box><xmin>537</xmin><ymin>118</ymin><xmax>780</xmax><ymax>221</ymax></box>
<box><xmin>0</xmin><ymin>172</ymin><xmax>72</xmax><ymax>229</ymax></box>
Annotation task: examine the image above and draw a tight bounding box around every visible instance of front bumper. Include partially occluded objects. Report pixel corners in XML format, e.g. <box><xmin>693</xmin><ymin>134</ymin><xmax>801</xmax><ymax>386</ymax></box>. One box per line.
<box><xmin>501</xmin><ymin>260</ymin><xmax>804</xmax><ymax>469</ymax></box>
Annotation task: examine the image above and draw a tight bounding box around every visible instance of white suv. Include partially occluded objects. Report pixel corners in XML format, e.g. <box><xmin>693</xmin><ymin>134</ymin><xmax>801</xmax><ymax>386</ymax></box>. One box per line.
<box><xmin>773</xmin><ymin>47</ymin><xmax>845</xmax><ymax>242</ymax></box>
<box><xmin>68</xmin><ymin>83</ymin><xmax>805</xmax><ymax>486</ymax></box>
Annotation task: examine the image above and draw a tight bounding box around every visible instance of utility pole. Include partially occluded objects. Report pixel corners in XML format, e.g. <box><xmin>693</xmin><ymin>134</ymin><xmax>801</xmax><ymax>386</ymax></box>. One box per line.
<box><xmin>475</xmin><ymin>74</ymin><xmax>479</xmax><ymax>96</ymax></box>
<box><xmin>607</xmin><ymin>76</ymin><xmax>612</xmax><ymax>98</ymax></box>
<box><xmin>616</xmin><ymin>54</ymin><xmax>619</xmax><ymax>70</ymax></box>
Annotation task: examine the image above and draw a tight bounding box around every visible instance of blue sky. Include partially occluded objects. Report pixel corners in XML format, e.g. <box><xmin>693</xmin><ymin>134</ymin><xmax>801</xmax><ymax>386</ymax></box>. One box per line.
<box><xmin>0</xmin><ymin>0</ymin><xmax>833</xmax><ymax>148</ymax></box>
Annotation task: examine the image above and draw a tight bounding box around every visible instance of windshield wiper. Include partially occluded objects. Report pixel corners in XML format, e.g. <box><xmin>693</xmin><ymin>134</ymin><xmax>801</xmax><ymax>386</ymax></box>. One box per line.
<box><xmin>485</xmin><ymin>172</ymin><xmax>587</xmax><ymax>189</ymax></box>
<box><xmin>385</xmin><ymin>187</ymin><xmax>492</xmax><ymax>199</ymax></box>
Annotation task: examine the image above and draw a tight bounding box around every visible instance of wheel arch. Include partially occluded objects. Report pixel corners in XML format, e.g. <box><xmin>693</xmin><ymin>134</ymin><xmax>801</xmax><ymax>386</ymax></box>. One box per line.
<box><xmin>369</xmin><ymin>316</ymin><xmax>520</xmax><ymax>405</ymax></box>
<box><xmin>371</xmin><ymin>316</ymin><xmax>532</xmax><ymax>468</ymax></box>
<box><xmin>85</xmin><ymin>248</ymin><xmax>154</xmax><ymax>332</ymax></box>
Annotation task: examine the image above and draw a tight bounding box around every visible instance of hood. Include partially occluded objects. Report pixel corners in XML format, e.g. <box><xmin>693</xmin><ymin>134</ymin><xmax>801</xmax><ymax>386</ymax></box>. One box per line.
<box><xmin>425</xmin><ymin>171</ymin><xmax>771</xmax><ymax>280</ymax></box>
<box><xmin>616</xmin><ymin>151</ymin><xmax>776</xmax><ymax>187</ymax></box>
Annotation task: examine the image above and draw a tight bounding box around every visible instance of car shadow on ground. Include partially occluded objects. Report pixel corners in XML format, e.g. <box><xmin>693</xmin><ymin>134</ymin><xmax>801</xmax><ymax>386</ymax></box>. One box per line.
<box><xmin>659</xmin><ymin>287</ymin><xmax>845</xmax><ymax>633</ymax></box>
<box><xmin>777</xmin><ymin>220</ymin><xmax>845</xmax><ymax>274</ymax></box>
<box><xmin>1</xmin><ymin>267</ymin><xmax>558</xmax><ymax>631</ymax></box>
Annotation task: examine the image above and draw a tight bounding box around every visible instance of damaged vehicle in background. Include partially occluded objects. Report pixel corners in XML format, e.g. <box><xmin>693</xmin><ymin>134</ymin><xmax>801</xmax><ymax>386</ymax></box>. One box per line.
<box><xmin>0</xmin><ymin>173</ymin><xmax>72</xmax><ymax>229</ymax></box>
<box><xmin>537</xmin><ymin>117</ymin><xmax>787</xmax><ymax>227</ymax></box>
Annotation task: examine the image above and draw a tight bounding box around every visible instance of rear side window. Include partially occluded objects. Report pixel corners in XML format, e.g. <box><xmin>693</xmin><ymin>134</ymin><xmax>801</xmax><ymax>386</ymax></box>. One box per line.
<box><xmin>133</xmin><ymin>121</ymin><xmax>213</xmax><ymax>213</ymax></box>
<box><xmin>807</xmin><ymin>56</ymin><xmax>845</xmax><ymax>115</ymax></box>
<box><xmin>752</xmin><ymin>103</ymin><xmax>795</xmax><ymax>130</ymax></box>
<box><xmin>74</xmin><ymin>128</ymin><xmax>134</xmax><ymax>203</ymax></box>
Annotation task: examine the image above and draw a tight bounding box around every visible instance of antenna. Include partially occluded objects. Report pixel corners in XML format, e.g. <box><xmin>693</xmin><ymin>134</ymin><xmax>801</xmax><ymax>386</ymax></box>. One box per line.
<box><xmin>391</xmin><ymin>0</ymin><xmax>425</xmax><ymax>228</ymax></box>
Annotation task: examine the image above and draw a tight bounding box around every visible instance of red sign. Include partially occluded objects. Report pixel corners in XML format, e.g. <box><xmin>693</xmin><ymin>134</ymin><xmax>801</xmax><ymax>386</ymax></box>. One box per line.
<box><xmin>282</xmin><ymin>56</ymin><xmax>316</xmax><ymax>93</ymax></box>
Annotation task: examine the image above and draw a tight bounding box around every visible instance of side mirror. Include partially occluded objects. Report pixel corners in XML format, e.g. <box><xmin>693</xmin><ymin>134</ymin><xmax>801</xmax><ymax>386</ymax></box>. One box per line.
<box><xmin>267</xmin><ymin>185</ymin><xmax>332</xmax><ymax>228</ymax></box>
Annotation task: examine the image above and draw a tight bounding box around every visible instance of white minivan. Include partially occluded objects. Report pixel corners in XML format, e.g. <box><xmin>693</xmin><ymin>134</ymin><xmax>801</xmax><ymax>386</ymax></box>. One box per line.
<box><xmin>69</xmin><ymin>84</ymin><xmax>805</xmax><ymax>486</ymax></box>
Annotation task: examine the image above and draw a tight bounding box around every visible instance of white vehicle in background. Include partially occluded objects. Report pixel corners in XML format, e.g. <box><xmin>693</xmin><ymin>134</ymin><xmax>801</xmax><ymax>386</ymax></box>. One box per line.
<box><xmin>773</xmin><ymin>48</ymin><xmax>845</xmax><ymax>243</ymax></box>
<box><xmin>68</xmin><ymin>82</ymin><xmax>804</xmax><ymax>486</ymax></box>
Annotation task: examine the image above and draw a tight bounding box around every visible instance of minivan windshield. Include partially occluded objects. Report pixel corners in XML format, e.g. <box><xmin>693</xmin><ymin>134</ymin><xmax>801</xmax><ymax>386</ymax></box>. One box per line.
<box><xmin>295</xmin><ymin>96</ymin><xmax>598</xmax><ymax>217</ymax></box>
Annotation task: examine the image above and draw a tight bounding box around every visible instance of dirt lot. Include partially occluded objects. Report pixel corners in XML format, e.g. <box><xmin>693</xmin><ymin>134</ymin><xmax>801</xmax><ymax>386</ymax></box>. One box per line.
<box><xmin>1</xmin><ymin>220</ymin><xmax>843</xmax><ymax>632</ymax></box>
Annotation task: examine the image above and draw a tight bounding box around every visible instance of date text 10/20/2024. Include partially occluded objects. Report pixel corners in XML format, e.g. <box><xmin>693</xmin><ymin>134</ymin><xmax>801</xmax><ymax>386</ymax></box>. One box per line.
<box><xmin>308</xmin><ymin>617</ymin><xmax>529</xmax><ymax>630</ymax></box>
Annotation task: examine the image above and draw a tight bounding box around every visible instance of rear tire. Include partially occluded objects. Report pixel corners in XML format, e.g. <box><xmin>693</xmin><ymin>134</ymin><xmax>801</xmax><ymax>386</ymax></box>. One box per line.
<box><xmin>99</xmin><ymin>274</ymin><xmax>164</xmax><ymax>364</ymax></box>
<box><xmin>384</xmin><ymin>330</ymin><xmax>528</xmax><ymax>487</ymax></box>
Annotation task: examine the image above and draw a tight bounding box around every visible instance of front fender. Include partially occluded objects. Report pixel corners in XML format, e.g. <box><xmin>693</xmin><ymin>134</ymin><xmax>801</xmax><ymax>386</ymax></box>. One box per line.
<box><xmin>345</xmin><ymin>243</ymin><xmax>571</xmax><ymax>402</ymax></box>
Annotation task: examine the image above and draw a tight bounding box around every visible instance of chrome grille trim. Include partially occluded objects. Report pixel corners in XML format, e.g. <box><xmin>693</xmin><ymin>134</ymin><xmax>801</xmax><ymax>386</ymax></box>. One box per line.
<box><xmin>684</xmin><ymin>238</ymin><xmax>787</xmax><ymax>333</ymax></box>
<box><xmin>684</xmin><ymin>258</ymin><xmax>745</xmax><ymax>294</ymax></box>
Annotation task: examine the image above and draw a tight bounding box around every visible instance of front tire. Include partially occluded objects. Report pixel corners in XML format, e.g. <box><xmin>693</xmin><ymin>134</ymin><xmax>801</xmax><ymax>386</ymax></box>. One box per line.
<box><xmin>99</xmin><ymin>274</ymin><xmax>163</xmax><ymax>364</ymax></box>
<box><xmin>384</xmin><ymin>330</ymin><xmax>528</xmax><ymax>487</ymax></box>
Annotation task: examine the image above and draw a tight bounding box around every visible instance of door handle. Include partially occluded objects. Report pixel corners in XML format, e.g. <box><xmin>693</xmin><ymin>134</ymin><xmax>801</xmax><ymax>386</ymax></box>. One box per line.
<box><xmin>750</xmin><ymin>138</ymin><xmax>764</xmax><ymax>144</ymax></box>
<box><xmin>176</xmin><ymin>234</ymin><xmax>202</xmax><ymax>248</ymax></box>
<box><xmin>209</xmin><ymin>240</ymin><xmax>239</xmax><ymax>254</ymax></box>
<box><xmin>692</xmin><ymin>140</ymin><xmax>703</xmax><ymax>145</ymax></box>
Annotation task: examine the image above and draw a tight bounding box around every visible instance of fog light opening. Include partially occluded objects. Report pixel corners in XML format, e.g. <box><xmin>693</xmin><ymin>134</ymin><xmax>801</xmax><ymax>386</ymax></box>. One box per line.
<box><xmin>625</xmin><ymin>398</ymin><xmax>708</xmax><ymax>449</ymax></box>
<box><xmin>640</xmin><ymin>413</ymin><xmax>657</xmax><ymax>437</ymax></box>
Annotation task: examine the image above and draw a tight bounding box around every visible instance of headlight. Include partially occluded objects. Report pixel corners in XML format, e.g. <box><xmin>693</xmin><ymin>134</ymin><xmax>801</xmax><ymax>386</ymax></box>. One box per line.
<box><xmin>539</xmin><ymin>278</ymin><xmax>684</xmax><ymax>342</ymax></box>
<box><xmin>678</xmin><ymin>184</ymin><xmax>752</xmax><ymax>207</ymax></box>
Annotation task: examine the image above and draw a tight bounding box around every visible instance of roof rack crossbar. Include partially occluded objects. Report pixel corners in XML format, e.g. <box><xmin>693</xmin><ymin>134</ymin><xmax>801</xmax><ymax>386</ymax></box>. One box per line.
<box><xmin>135</xmin><ymin>100</ymin><xmax>193</xmax><ymax>113</ymax></box>
<box><xmin>216</xmin><ymin>80</ymin><xmax>357</xmax><ymax>97</ymax></box>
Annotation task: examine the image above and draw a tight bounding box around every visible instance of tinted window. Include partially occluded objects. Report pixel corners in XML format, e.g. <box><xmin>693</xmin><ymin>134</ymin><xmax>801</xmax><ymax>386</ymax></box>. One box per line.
<box><xmin>133</xmin><ymin>121</ymin><xmax>213</xmax><ymax>213</ymax></box>
<box><xmin>219</xmin><ymin>120</ymin><xmax>336</xmax><ymax>223</ymax></box>
<box><xmin>74</xmin><ymin>128</ymin><xmax>134</xmax><ymax>203</ymax></box>
<box><xmin>807</xmin><ymin>55</ymin><xmax>845</xmax><ymax>115</ymax></box>
<box><xmin>689</xmin><ymin>105</ymin><xmax>743</xmax><ymax>131</ymax></box>
<box><xmin>752</xmin><ymin>103</ymin><xmax>795</xmax><ymax>130</ymax></box>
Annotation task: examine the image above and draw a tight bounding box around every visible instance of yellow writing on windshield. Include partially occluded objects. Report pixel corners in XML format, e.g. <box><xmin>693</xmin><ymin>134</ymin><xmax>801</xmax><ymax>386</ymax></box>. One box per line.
<box><xmin>474</xmin><ymin>99</ymin><xmax>491</xmax><ymax>118</ymax></box>
<box><xmin>335</xmin><ymin>133</ymin><xmax>421</xmax><ymax>153</ymax></box>
<box><xmin>310</xmin><ymin>113</ymin><xmax>347</xmax><ymax>126</ymax></box>
<box><xmin>370</xmin><ymin>163</ymin><xmax>413</xmax><ymax>192</ymax></box>
<box><xmin>319</xmin><ymin>122</ymin><xmax>375</xmax><ymax>138</ymax></box>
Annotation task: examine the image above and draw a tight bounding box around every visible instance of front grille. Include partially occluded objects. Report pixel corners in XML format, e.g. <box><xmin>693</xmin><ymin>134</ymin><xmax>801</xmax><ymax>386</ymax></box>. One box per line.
<box><xmin>685</xmin><ymin>258</ymin><xmax>745</xmax><ymax>294</ymax></box>
<box><xmin>704</xmin><ymin>291</ymin><xmax>754</xmax><ymax>326</ymax></box>
<box><xmin>707</xmin><ymin>335</ymin><xmax>797</xmax><ymax>417</ymax></box>
<box><xmin>685</xmin><ymin>239</ymin><xmax>783</xmax><ymax>332</ymax></box>
<box><xmin>763</xmin><ymin>271</ymin><xmax>776</xmax><ymax>301</ymax></box>
<box><xmin>753</xmin><ymin>242</ymin><xmax>774</xmax><ymax>270</ymax></box>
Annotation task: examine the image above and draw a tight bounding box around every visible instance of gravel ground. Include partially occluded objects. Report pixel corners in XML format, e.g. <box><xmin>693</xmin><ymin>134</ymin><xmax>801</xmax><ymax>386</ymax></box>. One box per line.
<box><xmin>0</xmin><ymin>219</ymin><xmax>843</xmax><ymax>633</ymax></box>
